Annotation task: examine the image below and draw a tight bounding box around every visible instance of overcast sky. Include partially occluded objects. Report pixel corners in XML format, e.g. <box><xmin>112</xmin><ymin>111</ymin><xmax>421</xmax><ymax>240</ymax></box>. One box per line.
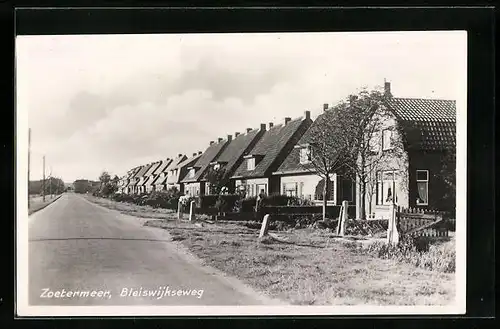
<box><xmin>16</xmin><ymin>31</ymin><xmax>466</xmax><ymax>182</ymax></box>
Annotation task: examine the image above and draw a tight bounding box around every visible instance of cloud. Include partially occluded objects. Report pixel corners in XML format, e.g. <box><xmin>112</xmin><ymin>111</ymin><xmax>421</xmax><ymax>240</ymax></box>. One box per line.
<box><xmin>18</xmin><ymin>31</ymin><xmax>467</xmax><ymax>181</ymax></box>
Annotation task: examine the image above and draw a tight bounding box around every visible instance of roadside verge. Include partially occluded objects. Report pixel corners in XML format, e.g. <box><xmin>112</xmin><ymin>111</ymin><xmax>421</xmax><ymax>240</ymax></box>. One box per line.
<box><xmin>28</xmin><ymin>194</ymin><xmax>63</xmax><ymax>215</ymax></box>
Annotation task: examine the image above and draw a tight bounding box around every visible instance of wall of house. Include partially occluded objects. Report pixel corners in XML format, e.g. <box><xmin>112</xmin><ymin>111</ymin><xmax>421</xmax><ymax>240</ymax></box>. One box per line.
<box><xmin>235</xmin><ymin>177</ymin><xmax>269</xmax><ymax>197</ymax></box>
<box><xmin>279</xmin><ymin>173</ymin><xmax>339</xmax><ymax>204</ymax></box>
<box><xmin>408</xmin><ymin>150</ymin><xmax>454</xmax><ymax>212</ymax></box>
<box><xmin>184</xmin><ymin>182</ymin><xmax>201</xmax><ymax>197</ymax></box>
<box><xmin>358</xmin><ymin>110</ymin><xmax>410</xmax><ymax>219</ymax></box>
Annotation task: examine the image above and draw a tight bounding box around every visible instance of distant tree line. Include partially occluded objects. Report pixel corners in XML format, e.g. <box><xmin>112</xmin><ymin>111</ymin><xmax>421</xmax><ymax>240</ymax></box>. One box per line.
<box><xmin>73</xmin><ymin>179</ymin><xmax>101</xmax><ymax>194</ymax></box>
<box><xmin>29</xmin><ymin>177</ymin><xmax>66</xmax><ymax>195</ymax></box>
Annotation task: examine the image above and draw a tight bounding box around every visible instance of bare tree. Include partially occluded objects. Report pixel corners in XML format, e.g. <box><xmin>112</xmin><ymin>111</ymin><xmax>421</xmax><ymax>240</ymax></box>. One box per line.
<box><xmin>300</xmin><ymin>105</ymin><xmax>353</xmax><ymax>220</ymax></box>
<box><xmin>304</xmin><ymin>86</ymin><xmax>405</xmax><ymax>220</ymax></box>
<box><xmin>340</xmin><ymin>88</ymin><xmax>406</xmax><ymax>220</ymax></box>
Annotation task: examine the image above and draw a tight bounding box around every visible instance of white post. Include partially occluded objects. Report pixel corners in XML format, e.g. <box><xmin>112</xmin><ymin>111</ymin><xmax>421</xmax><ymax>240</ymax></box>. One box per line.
<box><xmin>189</xmin><ymin>200</ymin><xmax>196</xmax><ymax>221</ymax></box>
<box><xmin>339</xmin><ymin>200</ymin><xmax>348</xmax><ymax>236</ymax></box>
<box><xmin>336</xmin><ymin>204</ymin><xmax>343</xmax><ymax>235</ymax></box>
<box><xmin>259</xmin><ymin>214</ymin><xmax>271</xmax><ymax>238</ymax></box>
<box><xmin>386</xmin><ymin>203</ymin><xmax>399</xmax><ymax>245</ymax></box>
<box><xmin>177</xmin><ymin>199</ymin><xmax>183</xmax><ymax>220</ymax></box>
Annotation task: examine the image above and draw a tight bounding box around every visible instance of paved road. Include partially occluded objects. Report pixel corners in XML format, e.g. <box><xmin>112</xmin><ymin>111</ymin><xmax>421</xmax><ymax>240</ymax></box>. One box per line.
<box><xmin>28</xmin><ymin>193</ymin><xmax>270</xmax><ymax>306</ymax></box>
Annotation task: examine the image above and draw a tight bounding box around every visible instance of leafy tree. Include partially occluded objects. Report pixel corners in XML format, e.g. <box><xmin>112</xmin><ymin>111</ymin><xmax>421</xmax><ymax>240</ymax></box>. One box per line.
<box><xmin>98</xmin><ymin>171</ymin><xmax>119</xmax><ymax>197</ymax></box>
<box><xmin>205</xmin><ymin>166</ymin><xmax>232</xmax><ymax>195</ymax></box>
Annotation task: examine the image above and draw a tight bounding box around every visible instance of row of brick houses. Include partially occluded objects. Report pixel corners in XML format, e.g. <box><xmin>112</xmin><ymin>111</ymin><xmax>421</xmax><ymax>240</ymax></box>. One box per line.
<box><xmin>118</xmin><ymin>82</ymin><xmax>456</xmax><ymax>219</ymax></box>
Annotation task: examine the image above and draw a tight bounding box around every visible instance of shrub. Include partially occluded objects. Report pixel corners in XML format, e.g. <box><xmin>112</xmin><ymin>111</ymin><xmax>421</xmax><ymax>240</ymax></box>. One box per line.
<box><xmin>365</xmin><ymin>235</ymin><xmax>455</xmax><ymax>273</ymax></box>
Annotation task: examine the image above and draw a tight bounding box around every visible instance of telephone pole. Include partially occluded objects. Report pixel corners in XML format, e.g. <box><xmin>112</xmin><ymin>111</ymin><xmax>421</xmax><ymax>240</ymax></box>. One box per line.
<box><xmin>28</xmin><ymin>128</ymin><xmax>31</xmax><ymax>207</ymax></box>
<box><xmin>42</xmin><ymin>155</ymin><xmax>46</xmax><ymax>202</ymax></box>
<box><xmin>49</xmin><ymin>167</ymin><xmax>53</xmax><ymax>198</ymax></box>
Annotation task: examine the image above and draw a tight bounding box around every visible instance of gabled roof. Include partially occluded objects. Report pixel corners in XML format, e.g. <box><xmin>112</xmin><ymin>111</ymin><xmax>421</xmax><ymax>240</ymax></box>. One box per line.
<box><xmin>232</xmin><ymin>116</ymin><xmax>311</xmax><ymax>179</ymax></box>
<box><xmin>149</xmin><ymin>159</ymin><xmax>174</xmax><ymax>186</ymax></box>
<box><xmin>275</xmin><ymin>111</ymin><xmax>332</xmax><ymax>175</ymax></box>
<box><xmin>167</xmin><ymin>154</ymin><xmax>201</xmax><ymax>184</ymax></box>
<box><xmin>387</xmin><ymin>97</ymin><xmax>456</xmax><ymax>151</ymax></box>
<box><xmin>181</xmin><ymin>140</ymin><xmax>229</xmax><ymax>183</ymax></box>
<box><xmin>203</xmin><ymin>130</ymin><xmax>263</xmax><ymax>179</ymax></box>
<box><xmin>134</xmin><ymin>164</ymin><xmax>152</xmax><ymax>178</ymax></box>
<box><xmin>143</xmin><ymin>161</ymin><xmax>162</xmax><ymax>177</ymax></box>
<box><xmin>151</xmin><ymin>159</ymin><xmax>171</xmax><ymax>176</ymax></box>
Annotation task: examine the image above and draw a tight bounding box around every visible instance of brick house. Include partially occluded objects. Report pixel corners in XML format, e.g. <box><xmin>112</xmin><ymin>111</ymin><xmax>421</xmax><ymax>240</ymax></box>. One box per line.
<box><xmin>149</xmin><ymin>158</ymin><xmax>174</xmax><ymax>192</ymax></box>
<box><xmin>202</xmin><ymin>127</ymin><xmax>265</xmax><ymax>194</ymax></box>
<box><xmin>231</xmin><ymin>111</ymin><xmax>313</xmax><ymax>197</ymax></box>
<box><xmin>146</xmin><ymin>158</ymin><xmax>172</xmax><ymax>192</ymax></box>
<box><xmin>272</xmin><ymin>105</ymin><xmax>356</xmax><ymax>205</ymax></box>
<box><xmin>125</xmin><ymin>165</ymin><xmax>146</xmax><ymax>194</ymax></box>
<box><xmin>119</xmin><ymin>166</ymin><xmax>139</xmax><ymax>194</ymax></box>
<box><xmin>180</xmin><ymin>138</ymin><xmax>230</xmax><ymax>197</ymax></box>
<box><xmin>359</xmin><ymin>82</ymin><xmax>456</xmax><ymax>219</ymax></box>
<box><xmin>166</xmin><ymin>153</ymin><xmax>200</xmax><ymax>194</ymax></box>
<box><xmin>133</xmin><ymin>163</ymin><xmax>154</xmax><ymax>195</ymax></box>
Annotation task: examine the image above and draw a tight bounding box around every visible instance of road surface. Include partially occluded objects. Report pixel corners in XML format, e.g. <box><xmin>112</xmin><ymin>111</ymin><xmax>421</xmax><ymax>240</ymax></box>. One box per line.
<box><xmin>28</xmin><ymin>193</ymin><xmax>272</xmax><ymax>306</ymax></box>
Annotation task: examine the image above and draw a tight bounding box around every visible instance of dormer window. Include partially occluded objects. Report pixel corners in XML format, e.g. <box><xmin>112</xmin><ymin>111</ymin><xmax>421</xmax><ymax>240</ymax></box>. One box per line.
<box><xmin>299</xmin><ymin>146</ymin><xmax>312</xmax><ymax>164</ymax></box>
<box><xmin>247</xmin><ymin>157</ymin><xmax>256</xmax><ymax>171</ymax></box>
<box><xmin>189</xmin><ymin>168</ymin><xmax>196</xmax><ymax>178</ymax></box>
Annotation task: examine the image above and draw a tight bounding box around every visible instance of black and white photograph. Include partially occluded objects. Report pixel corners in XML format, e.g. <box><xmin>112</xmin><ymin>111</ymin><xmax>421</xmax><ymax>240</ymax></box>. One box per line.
<box><xmin>16</xmin><ymin>30</ymin><xmax>466</xmax><ymax>316</ymax></box>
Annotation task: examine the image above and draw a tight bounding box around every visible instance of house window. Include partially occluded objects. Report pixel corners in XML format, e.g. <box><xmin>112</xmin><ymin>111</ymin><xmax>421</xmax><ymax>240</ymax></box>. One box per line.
<box><xmin>213</xmin><ymin>163</ymin><xmax>221</xmax><ymax>170</ymax></box>
<box><xmin>376</xmin><ymin>170</ymin><xmax>399</xmax><ymax>205</ymax></box>
<box><xmin>247</xmin><ymin>157</ymin><xmax>255</xmax><ymax>171</ymax></box>
<box><xmin>314</xmin><ymin>178</ymin><xmax>335</xmax><ymax>201</ymax></box>
<box><xmin>369</xmin><ymin>132</ymin><xmax>380</xmax><ymax>152</ymax></box>
<box><xmin>283</xmin><ymin>182</ymin><xmax>299</xmax><ymax>197</ymax></box>
<box><xmin>256</xmin><ymin>184</ymin><xmax>267</xmax><ymax>196</ymax></box>
<box><xmin>382</xmin><ymin>129</ymin><xmax>393</xmax><ymax>150</ymax></box>
<box><xmin>299</xmin><ymin>146</ymin><xmax>312</xmax><ymax>164</ymax></box>
<box><xmin>189</xmin><ymin>168</ymin><xmax>196</xmax><ymax>178</ymax></box>
<box><xmin>416</xmin><ymin>170</ymin><xmax>429</xmax><ymax>205</ymax></box>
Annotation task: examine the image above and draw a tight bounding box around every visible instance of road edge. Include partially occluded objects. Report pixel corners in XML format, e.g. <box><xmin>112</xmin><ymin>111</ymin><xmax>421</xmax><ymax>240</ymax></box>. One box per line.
<box><xmin>80</xmin><ymin>195</ymin><xmax>287</xmax><ymax>306</ymax></box>
<box><xmin>28</xmin><ymin>194</ymin><xmax>63</xmax><ymax>216</ymax></box>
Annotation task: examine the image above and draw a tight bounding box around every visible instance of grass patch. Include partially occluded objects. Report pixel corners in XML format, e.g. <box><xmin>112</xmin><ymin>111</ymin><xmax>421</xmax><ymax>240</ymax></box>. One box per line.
<box><xmin>363</xmin><ymin>235</ymin><xmax>456</xmax><ymax>273</ymax></box>
<box><xmin>145</xmin><ymin>219</ymin><xmax>455</xmax><ymax>306</ymax></box>
<box><xmin>86</xmin><ymin>195</ymin><xmax>455</xmax><ymax>305</ymax></box>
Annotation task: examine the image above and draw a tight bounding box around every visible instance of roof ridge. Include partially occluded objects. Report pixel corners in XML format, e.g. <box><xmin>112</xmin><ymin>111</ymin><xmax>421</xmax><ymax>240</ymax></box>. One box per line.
<box><xmin>391</xmin><ymin>96</ymin><xmax>456</xmax><ymax>102</ymax></box>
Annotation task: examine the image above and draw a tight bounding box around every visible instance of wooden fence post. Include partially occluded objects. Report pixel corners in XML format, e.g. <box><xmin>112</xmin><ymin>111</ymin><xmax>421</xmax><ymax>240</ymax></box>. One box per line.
<box><xmin>339</xmin><ymin>200</ymin><xmax>348</xmax><ymax>236</ymax></box>
<box><xmin>386</xmin><ymin>203</ymin><xmax>399</xmax><ymax>246</ymax></box>
<box><xmin>177</xmin><ymin>199</ymin><xmax>183</xmax><ymax>220</ymax></box>
<box><xmin>259</xmin><ymin>214</ymin><xmax>271</xmax><ymax>238</ymax></box>
<box><xmin>189</xmin><ymin>200</ymin><xmax>196</xmax><ymax>221</ymax></box>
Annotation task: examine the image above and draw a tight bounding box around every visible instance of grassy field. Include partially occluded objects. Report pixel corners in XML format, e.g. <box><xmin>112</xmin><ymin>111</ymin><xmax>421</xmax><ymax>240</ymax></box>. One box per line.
<box><xmin>28</xmin><ymin>194</ymin><xmax>61</xmax><ymax>215</ymax></box>
<box><xmin>86</xmin><ymin>195</ymin><xmax>456</xmax><ymax>306</ymax></box>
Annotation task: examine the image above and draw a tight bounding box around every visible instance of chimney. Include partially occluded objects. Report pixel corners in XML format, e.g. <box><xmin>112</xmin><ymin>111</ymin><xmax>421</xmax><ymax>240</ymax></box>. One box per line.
<box><xmin>210</xmin><ymin>140</ymin><xmax>214</xmax><ymax>145</ymax></box>
<box><xmin>284</xmin><ymin>117</ymin><xmax>291</xmax><ymax>125</ymax></box>
<box><xmin>193</xmin><ymin>153</ymin><xmax>197</xmax><ymax>157</ymax></box>
<box><xmin>246</xmin><ymin>128</ymin><xmax>252</xmax><ymax>133</ymax></box>
<box><xmin>178</xmin><ymin>153</ymin><xmax>182</xmax><ymax>158</ymax></box>
<box><xmin>268</xmin><ymin>122</ymin><xmax>274</xmax><ymax>129</ymax></box>
<box><xmin>198</xmin><ymin>151</ymin><xmax>202</xmax><ymax>155</ymax></box>
<box><xmin>323</xmin><ymin>103</ymin><xmax>328</xmax><ymax>111</ymax></box>
<box><xmin>218</xmin><ymin>137</ymin><xmax>223</xmax><ymax>143</ymax></box>
<box><xmin>304</xmin><ymin>110</ymin><xmax>311</xmax><ymax>119</ymax></box>
<box><xmin>260</xmin><ymin>123</ymin><xmax>267</xmax><ymax>131</ymax></box>
<box><xmin>235</xmin><ymin>132</ymin><xmax>240</xmax><ymax>137</ymax></box>
<box><xmin>384</xmin><ymin>80</ymin><xmax>392</xmax><ymax>97</ymax></box>
<box><xmin>227</xmin><ymin>134</ymin><xmax>232</xmax><ymax>142</ymax></box>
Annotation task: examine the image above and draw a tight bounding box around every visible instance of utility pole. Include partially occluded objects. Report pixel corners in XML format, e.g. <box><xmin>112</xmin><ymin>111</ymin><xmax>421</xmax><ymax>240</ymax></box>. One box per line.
<box><xmin>28</xmin><ymin>128</ymin><xmax>31</xmax><ymax>208</ymax></box>
<box><xmin>49</xmin><ymin>167</ymin><xmax>53</xmax><ymax>198</ymax></box>
<box><xmin>42</xmin><ymin>155</ymin><xmax>46</xmax><ymax>202</ymax></box>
